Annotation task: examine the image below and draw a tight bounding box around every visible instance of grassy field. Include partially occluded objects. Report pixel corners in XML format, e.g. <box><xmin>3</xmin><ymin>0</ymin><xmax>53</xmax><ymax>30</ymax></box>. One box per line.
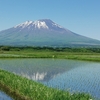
<box><xmin>0</xmin><ymin>46</ymin><xmax>100</xmax><ymax>62</ymax></box>
<box><xmin>0</xmin><ymin>69</ymin><xmax>93</xmax><ymax>100</ymax></box>
<box><xmin>0</xmin><ymin>49</ymin><xmax>100</xmax><ymax>62</ymax></box>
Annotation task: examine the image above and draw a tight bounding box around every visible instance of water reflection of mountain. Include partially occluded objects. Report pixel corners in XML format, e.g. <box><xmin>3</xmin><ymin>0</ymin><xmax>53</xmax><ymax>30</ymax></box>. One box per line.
<box><xmin>0</xmin><ymin>59</ymin><xmax>89</xmax><ymax>82</ymax></box>
<box><xmin>18</xmin><ymin>62</ymin><xmax>81</xmax><ymax>82</ymax></box>
<box><xmin>20</xmin><ymin>72</ymin><xmax>47</xmax><ymax>81</ymax></box>
<box><xmin>20</xmin><ymin>71</ymin><xmax>60</xmax><ymax>82</ymax></box>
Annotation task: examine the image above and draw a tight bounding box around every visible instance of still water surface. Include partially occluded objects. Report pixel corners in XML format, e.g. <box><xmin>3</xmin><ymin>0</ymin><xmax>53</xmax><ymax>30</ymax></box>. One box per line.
<box><xmin>0</xmin><ymin>91</ymin><xmax>13</xmax><ymax>100</ymax></box>
<box><xmin>0</xmin><ymin>59</ymin><xmax>100</xmax><ymax>99</ymax></box>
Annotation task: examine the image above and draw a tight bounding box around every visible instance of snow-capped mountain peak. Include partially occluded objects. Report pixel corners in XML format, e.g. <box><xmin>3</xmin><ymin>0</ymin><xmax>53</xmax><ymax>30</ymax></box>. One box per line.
<box><xmin>0</xmin><ymin>19</ymin><xmax>100</xmax><ymax>47</ymax></box>
<box><xmin>14</xmin><ymin>19</ymin><xmax>67</xmax><ymax>32</ymax></box>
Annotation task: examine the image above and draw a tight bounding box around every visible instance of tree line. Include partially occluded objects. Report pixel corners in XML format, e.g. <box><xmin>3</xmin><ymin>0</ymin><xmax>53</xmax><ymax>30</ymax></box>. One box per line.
<box><xmin>0</xmin><ymin>46</ymin><xmax>100</xmax><ymax>53</ymax></box>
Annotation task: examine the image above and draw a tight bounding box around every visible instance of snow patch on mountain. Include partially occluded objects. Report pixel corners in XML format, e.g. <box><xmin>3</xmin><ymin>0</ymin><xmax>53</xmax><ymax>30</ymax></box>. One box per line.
<box><xmin>34</xmin><ymin>21</ymin><xmax>49</xmax><ymax>29</ymax></box>
<box><xmin>14</xmin><ymin>21</ymin><xmax>33</xmax><ymax>28</ymax></box>
<box><xmin>13</xmin><ymin>19</ymin><xmax>70</xmax><ymax>32</ymax></box>
<box><xmin>52</xmin><ymin>23</ymin><xmax>63</xmax><ymax>28</ymax></box>
<box><xmin>14</xmin><ymin>20</ymin><xmax>49</xmax><ymax>29</ymax></box>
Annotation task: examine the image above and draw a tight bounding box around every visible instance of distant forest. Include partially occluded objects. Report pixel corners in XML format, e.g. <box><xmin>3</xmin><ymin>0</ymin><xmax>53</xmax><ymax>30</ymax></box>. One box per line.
<box><xmin>0</xmin><ymin>46</ymin><xmax>100</xmax><ymax>53</ymax></box>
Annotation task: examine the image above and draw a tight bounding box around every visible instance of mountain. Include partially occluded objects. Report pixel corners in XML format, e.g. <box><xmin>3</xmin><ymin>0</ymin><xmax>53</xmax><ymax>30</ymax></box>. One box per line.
<box><xmin>0</xmin><ymin>19</ymin><xmax>100</xmax><ymax>47</ymax></box>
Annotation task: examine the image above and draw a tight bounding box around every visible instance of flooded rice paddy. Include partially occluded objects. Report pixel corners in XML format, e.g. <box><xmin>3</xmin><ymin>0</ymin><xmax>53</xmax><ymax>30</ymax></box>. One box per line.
<box><xmin>0</xmin><ymin>59</ymin><xmax>100</xmax><ymax>99</ymax></box>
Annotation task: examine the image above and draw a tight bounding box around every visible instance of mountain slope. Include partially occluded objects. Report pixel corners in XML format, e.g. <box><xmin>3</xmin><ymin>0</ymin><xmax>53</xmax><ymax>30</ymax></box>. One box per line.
<box><xmin>0</xmin><ymin>19</ymin><xmax>100</xmax><ymax>47</ymax></box>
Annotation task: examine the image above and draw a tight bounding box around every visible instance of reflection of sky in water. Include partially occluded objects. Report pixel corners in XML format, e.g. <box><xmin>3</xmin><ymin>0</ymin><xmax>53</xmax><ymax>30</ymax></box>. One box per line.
<box><xmin>0</xmin><ymin>59</ymin><xmax>100</xmax><ymax>99</ymax></box>
<box><xmin>0</xmin><ymin>91</ymin><xmax>13</xmax><ymax>100</ymax></box>
<box><xmin>43</xmin><ymin>65</ymin><xmax>100</xmax><ymax>99</ymax></box>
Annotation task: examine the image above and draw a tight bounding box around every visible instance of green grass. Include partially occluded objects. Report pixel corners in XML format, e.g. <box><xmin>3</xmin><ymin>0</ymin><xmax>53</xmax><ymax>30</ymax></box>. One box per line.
<box><xmin>0</xmin><ymin>50</ymin><xmax>100</xmax><ymax>62</ymax></box>
<box><xmin>0</xmin><ymin>69</ymin><xmax>93</xmax><ymax>100</ymax></box>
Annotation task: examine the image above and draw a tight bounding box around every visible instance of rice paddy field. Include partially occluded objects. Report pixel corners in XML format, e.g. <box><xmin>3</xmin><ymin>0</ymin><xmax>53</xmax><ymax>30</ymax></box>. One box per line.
<box><xmin>0</xmin><ymin>59</ymin><xmax>100</xmax><ymax>99</ymax></box>
<box><xmin>0</xmin><ymin>47</ymin><xmax>100</xmax><ymax>100</ymax></box>
<box><xmin>0</xmin><ymin>69</ymin><xmax>92</xmax><ymax>100</ymax></box>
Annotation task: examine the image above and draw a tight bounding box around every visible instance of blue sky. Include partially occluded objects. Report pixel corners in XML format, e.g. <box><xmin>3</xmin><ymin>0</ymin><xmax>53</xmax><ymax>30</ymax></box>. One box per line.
<box><xmin>0</xmin><ymin>0</ymin><xmax>100</xmax><ymax>40</ymax></box>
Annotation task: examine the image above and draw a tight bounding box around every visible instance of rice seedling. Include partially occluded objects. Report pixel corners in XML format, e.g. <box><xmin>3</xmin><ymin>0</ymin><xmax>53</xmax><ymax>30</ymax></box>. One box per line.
<box><xmin>0</xmin><ymin>69</ymin><xmax>93</xmax><ymax>100</ymax></box>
